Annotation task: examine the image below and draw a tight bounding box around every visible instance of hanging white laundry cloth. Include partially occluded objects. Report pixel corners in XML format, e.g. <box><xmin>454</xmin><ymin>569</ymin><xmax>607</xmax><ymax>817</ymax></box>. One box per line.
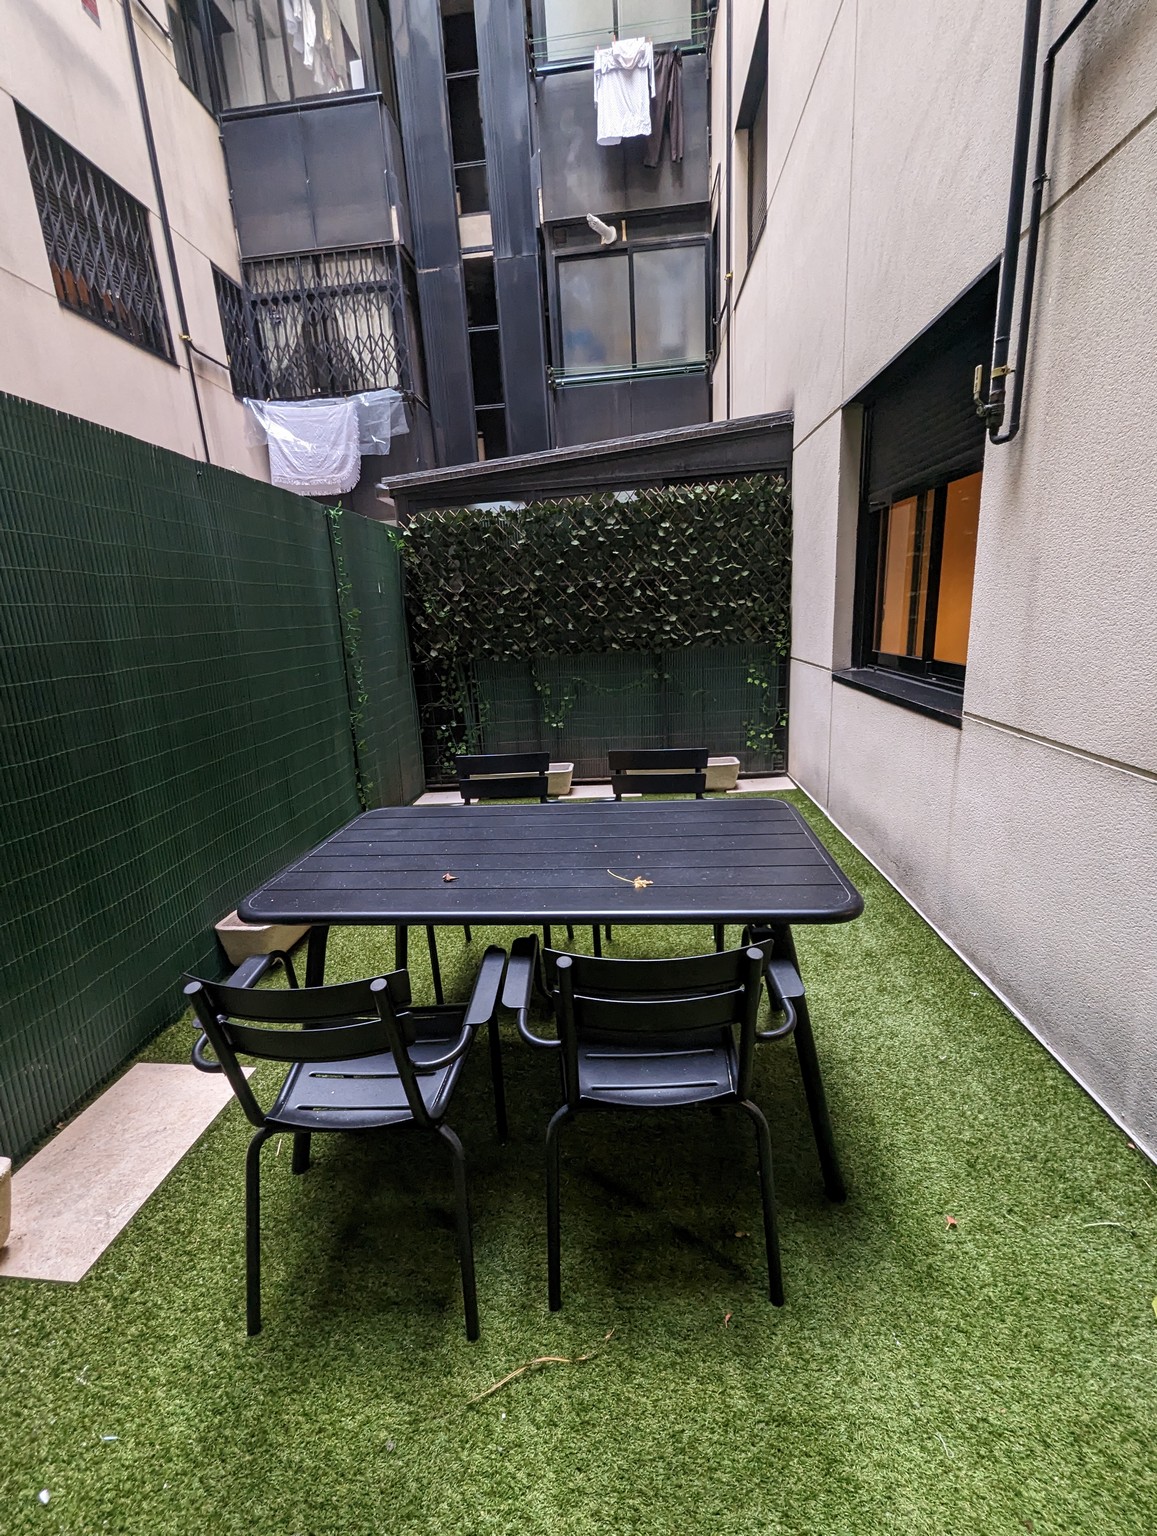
<box><xmin>593</xmin><ymin>38</ymin><xmax>655</xmax><ymax>146</ymax></box>
<box><xmin>245</xmin><ymin>397</ymin><xmax>361</xmax><ymax>497</ymax></box>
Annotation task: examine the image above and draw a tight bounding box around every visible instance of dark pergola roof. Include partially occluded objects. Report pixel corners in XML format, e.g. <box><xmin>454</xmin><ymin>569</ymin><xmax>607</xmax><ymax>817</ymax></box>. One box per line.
<box><xmin>377</xmin><ymin>412</ymin><xmax>793</xmax><ymax>518</ymax></box>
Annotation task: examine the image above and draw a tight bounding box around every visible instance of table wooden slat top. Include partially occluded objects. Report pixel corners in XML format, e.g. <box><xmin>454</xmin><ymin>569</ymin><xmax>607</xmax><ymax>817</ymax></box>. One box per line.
<box><xmin>238</xmin><ymin>800</ymin><xmax>863</xmax><ymax>928</ymax></box>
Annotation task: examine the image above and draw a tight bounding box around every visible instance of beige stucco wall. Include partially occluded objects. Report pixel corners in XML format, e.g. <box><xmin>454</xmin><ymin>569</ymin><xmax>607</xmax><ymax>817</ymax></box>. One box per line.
<box><xmin>714</xmin><ymin>0</ymin><xmax>1157</xmax><ymax>1152</ymax></box>
<box><xmin>0</xmin><ymin>0</ymin><xmax>266</xmax><ymax>477</ymax></box>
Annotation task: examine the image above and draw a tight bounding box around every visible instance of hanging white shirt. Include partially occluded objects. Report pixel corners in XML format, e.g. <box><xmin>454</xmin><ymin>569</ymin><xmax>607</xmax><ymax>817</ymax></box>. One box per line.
<box><xmin>593</xmin><ymin>38</ymin><xmax>655</xmax><ymax>146</ymax></box>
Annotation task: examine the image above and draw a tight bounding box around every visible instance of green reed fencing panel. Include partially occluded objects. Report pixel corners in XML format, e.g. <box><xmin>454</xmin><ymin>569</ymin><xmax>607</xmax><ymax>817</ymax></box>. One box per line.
<box><xmin>400</xmin><ymin>478</ymin><xmax>791</xmax><ymax>784</ymax></box>
<box><xmin>472</xmin><ymin>644</ymin><xmax>784</xmax><ymax>779</ymax></box>
<box><xmin>328</xmin><ymin>509</ymin><xmax>425</xmax><ymax>809</ymax></box>
<box><xmin>0</xmin><ymin>394</ymin><xmax>413</xmax><ymax>1161</ymax></box>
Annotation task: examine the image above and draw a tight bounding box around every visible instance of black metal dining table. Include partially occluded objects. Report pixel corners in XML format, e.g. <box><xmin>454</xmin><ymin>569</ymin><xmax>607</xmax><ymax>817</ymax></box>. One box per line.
<box><xmin>239</xmin><ymin>797</ymin><xmax>863</xmax><ymax>1198</ymax></box>
<box><xmin>239</xmin><ymin>798</ymin><xmax>862</xmax><ymax>957</ymax></box>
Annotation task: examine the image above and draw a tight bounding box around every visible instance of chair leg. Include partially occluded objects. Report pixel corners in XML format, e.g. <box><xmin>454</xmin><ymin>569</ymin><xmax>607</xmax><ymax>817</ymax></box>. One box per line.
<box><xmin>394</xmin><ymin>924</ymin><xmax>409</xmax><ymax>971</ymax></box>
<box><xmin>546</xmin><ymin>1106</ymin><xmax>570</xmax><ymax>1312</ymax></box>
<box><xmin>425</xmin><ymin>925</ymin><xmax>444</xmax><ymax>1005</ymax></box>
<box><xmin>463</xmin><ymin>924</ymin><xmax>473</xmax><ymax>943</ymax></box>
<box><xmin>487</xmin><ymin>1012</ymin><xmax>508</xmax><ymax>1142</ymax></box>
<box><xmin>291</xmin><ymin>1133</ymin><xmax>311</xmax><ymax>1174</ymax></box>
<box><xmin>245</xmin><ymin>1128</ymin><xmax>272</xmax><ymax>1336</ymax></box>
<box><xmin>604</xmin><ymin>924</ymin><xmax>612</xmax><ymax>945</ymax></box>
<box><xmin>738</xmin><ymin>1100</ymin><xmax>784</xmax><ymax>1306</ymax></box>
<box><xmin>542</xmin><ymin>924</ymin><xmax>553</xmax><ymax>950</ymax></box>
<box><xmin>592</xmin><ymin>925</ymin><xmax>602</xmax><ymax>957</ymax></box>
<box><xmin>566</xmin><ymin>924</ymin><xmax>575</xmax><ymax>943</ymax></box>
<box><xmin>714</xmin><ymin>924</ymin><xmax>725</xmax><ymax>953</ymax></box>
<box><xmin>437</xmin><ymin>1124</ymin><xmax>479</xmax><ymax>1341</ymax></box>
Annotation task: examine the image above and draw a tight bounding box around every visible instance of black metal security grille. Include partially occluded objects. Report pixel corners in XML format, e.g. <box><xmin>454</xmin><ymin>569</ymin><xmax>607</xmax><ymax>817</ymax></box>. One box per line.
<box><xmin>228</xmin><ymin>247</ymin><xmax>408</xmax><ymax>401</ymax></box>
<box><xmin>212</xmin><ymin>265</ymin><xmax>269</xmax><ymax>399</ymax></box>
<box><xmin>16</xmin><ymin>105</ymin><xmax>173</xmax><ymax>361</ymax></box>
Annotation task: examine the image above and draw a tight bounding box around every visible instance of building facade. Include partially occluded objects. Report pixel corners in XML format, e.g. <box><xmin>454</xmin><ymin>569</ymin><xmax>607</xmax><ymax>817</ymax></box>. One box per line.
<box><xmin>2</xmin><ymin>0</ymin><xmax>715</xmax><ymax>498</ymax></box>
<box><xmin>712</xmin><ymin>0</ymin><xmax>1157</xmax><ymax>1151</ymax></box>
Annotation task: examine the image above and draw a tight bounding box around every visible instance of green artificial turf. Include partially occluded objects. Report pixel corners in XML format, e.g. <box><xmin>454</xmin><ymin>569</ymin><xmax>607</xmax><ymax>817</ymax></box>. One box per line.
<box><xmin>2</xmin><ymin>793</ymin><xmax>1154</xmax><ymax>1535</ymax></box>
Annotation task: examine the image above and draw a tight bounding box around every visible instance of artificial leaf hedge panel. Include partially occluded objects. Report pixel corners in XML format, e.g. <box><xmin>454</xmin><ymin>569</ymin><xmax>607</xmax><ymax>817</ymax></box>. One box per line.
<box><xmin>398</xmin><ymin>476</ymin><xmax>792</xmax><ymax>781</ymax></box>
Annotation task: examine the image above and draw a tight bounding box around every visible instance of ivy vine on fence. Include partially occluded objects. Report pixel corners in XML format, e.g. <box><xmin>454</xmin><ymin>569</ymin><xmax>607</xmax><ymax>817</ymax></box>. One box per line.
<box><xmin>397</xmin><ymin>476</ymin><xmax>792</xmax><ymax>781</ymax></box>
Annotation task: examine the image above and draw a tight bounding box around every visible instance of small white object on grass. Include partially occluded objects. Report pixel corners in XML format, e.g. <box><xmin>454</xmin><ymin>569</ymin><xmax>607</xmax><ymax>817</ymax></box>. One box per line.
<box><xmin>39</xmin><ymin>1490</ymin><xmax>50</xmax><ymax>1505</ymax></box>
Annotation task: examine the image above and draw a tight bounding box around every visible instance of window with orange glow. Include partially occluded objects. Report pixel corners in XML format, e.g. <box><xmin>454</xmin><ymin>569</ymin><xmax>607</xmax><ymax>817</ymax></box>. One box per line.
<box><xmin>867</xmin><ymin>471</ymin><xmax>982</xmax><ymax>680</ymax></box>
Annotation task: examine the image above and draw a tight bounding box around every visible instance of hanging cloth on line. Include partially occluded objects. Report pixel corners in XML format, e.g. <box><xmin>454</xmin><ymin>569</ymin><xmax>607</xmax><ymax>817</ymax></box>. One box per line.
<box><xmin>593</xmin><ymin>37</ymin><xmax>655</xmax><ymax>146</ymax></box>
<box><xmin>643</xmin><ymin>47</ymin><xmax>683</xmax><ymax>166</ymax></box>
<box><xmin>244</xmin><ymin>390</ymin><xmax>409</xmax><ymax>497</ymax></box>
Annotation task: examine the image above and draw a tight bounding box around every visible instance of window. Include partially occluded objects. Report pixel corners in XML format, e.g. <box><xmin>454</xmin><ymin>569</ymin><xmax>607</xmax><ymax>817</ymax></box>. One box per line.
<box><xmin>442</xmin><ymin>2</ymin><xmax>489</xmax><ymax>218</ymax></box>
<box><xmin>844</xmin><ymin>269</ymin><xmax>997</xmax><ymax>714</ymax></box>
<box><xmin>556</xmin><ymin>240</ymin><xmax>707</xmax><ymax>377</ymax></box>
<box><xmin>464</xmin><ymin>256</ymin><xmax>507</xmax><ymax>459</ymax></box>
<box><xmin>168</xmin><ymin>0</ymin><xmax>215</xmax><ymax>111</ymax></box>
<box><xmin>870</xmin><ymin>471</ymin><xmax>981</xmax><ymax>679</ymax></box>
<box><xmin>535</xmin><ymin>0</ymin><xmax>697</xmax><ymax>66</ymax></box>
<box><xmin>16</xmin><ymin>105</ymin><xmax>173</xmax><ymax>362</ymax></box>
<box><xmin>736</xmin><ymin>5</ymin><xmax>768</xmax><ymax>264</ymax></box>
<box><xmin>211</xmin><ymin>0</ymin><xmax>371</xmax><ymax>111</ymax></box>
<box><xmin>215</xmin><ymin>247</ymin><xmax>407</xmax><ymax>400</ymax></box>
<box><xmin>213</xmin><ymin>266</ymin><xmax>270</xmax><ymax>397</ymax></box>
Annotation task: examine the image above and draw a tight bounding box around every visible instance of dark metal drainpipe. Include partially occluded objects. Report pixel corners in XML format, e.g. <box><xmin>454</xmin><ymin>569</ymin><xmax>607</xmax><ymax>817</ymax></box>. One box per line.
<box><xmin>120</xmin><ymin>0</ymin><xmax>213</xmax><ymax>463</ymax></box>
<box><xmin>983</xmin><ymin>0</ymin><xmax>1105</xmax><ymax>444</ymax></box>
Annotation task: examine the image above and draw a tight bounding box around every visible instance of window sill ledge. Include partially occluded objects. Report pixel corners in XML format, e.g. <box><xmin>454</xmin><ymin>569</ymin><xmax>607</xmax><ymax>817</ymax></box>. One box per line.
<box><xmin>832</xmin><ymin>668</ymin><xmax>963</xmax><ymax>727</ymax></box>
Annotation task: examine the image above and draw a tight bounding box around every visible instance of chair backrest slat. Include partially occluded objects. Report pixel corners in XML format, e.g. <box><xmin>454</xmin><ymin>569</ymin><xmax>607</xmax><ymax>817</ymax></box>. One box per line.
<box><xmin>186</xmin><ymin>972</ymin><xmax>411</xmax><ymax>1024</ymax></box>
<box><xmin>224</xmin><ymin>1017</ymin><xmax>390</xmax><ymax>1064</ymax></box>
<box><xmin>607</xmin><ymin>748</ymin><xmax>709</xmax><ymax>771</ymax></box>
<box><xmin>544</xmin><ymin>942</ymin><xmax>769</xmax><ymax>993</ymax></box>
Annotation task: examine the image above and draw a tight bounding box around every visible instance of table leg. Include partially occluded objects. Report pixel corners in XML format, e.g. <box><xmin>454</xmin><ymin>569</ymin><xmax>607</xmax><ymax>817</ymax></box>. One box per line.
<box><xmin>771</xmin><ymin>923</ymin><xmax>846</xmax><ymax>1203</ymax></box>
<box><xmin>304</xmin><ymin>925</ymin><xmax>329</xmax><ymax>988</ymax></box>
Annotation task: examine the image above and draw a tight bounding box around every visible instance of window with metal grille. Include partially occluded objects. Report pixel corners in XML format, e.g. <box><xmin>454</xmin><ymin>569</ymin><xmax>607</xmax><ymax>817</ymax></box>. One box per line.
<box><xmin>212</xmin><ymin>266</ymin><xmax>270</xmax><ymax>398</ymax></box>
<box><xmin>226</xmin><ymin>247</ymin><xmax>407</xmax><ymax>400</ymax></box>
<box><xmin>16</xmin><ymin>105</ymin><xmax>173</xmax><ymax>362</ymax></box>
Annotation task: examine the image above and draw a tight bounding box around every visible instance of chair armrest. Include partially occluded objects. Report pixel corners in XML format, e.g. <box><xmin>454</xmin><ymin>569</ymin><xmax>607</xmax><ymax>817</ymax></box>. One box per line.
<box><xmin>757</xmin><ymin>957</ymin><xmax>802</xmax><ymax>1042</ymax></box>
<box><xmin>462</xmin><ymin>944</ymin><xmax>508</xmax><ymax>1030</ymax></box>
<box><xmin>503</xmin><ymin>936</ymin><xmax>559</xmax><ymax>1049</ymax></box>
<box><xmin>189</xmin><ymin>952</ymin><xmax>291</xmax><ymax>1072</ymax></box>
<box><xmin>389</xmin><ymin>945</ymin><xmax>507</xmax><ymax>1073</ymax></box>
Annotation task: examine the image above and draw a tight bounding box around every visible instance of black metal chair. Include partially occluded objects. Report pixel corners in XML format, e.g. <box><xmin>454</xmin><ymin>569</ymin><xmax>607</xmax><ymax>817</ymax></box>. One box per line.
<box><xmin>503</xmin><ymin>937</ymin><xmax>798</xmax><ymax>1310</ymax></box>
<box><xmin>605</xmin><ymin>747</ymin><xmax>720</xmax><ymax>954</ymax></box>
<box><xmin>608</xmin><ymin>747</ymin><xmax>708</xmax><ymax>801</ymax></box>
<box><xmin>185</xmin><ymin>944</ymin><xmax>508</xmax><ymax>1340</ymax></box>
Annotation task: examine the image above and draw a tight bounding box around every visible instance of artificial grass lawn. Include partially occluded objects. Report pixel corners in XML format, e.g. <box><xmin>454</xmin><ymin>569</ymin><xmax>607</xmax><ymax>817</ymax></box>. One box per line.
<box><xmin>2</xmin><ymin>792</ymin><xmax>1154</xmax><ymax>1535</ymax></box>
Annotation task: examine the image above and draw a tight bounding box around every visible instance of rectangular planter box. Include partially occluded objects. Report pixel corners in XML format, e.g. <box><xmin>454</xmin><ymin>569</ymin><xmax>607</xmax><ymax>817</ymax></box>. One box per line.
<box><xmin>216</xmin><ymin>911</ymin><xmax>311</xmax><ymax>967</ymax></box>
<box><xmin>706</xmin><ymin>755</ymin><xmax>741</xmax><ymax>791</ymax></box>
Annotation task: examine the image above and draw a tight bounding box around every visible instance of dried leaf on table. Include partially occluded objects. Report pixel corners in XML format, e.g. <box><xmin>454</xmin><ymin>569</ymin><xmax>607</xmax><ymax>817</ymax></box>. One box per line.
<box><xmin>607</xmin><ymin>869</ymin><xmax>653</xmax><ymax>890</ymax></box>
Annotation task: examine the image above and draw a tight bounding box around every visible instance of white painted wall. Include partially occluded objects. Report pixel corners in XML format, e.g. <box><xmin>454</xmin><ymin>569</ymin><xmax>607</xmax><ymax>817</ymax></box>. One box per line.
<box><xmin>713</xmin><ymin>0</ymin><xmax>1157</xmax><ymax>1152</ymax></box>
<box><xmin>0</xmin><ymin>0</ymin><xmax>266</xmax><ymax>477</ymax></box>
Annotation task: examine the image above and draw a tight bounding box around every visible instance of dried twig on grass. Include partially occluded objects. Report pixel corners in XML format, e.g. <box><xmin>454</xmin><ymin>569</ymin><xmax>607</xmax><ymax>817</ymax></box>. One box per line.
<box><xmin>466</xmin><ymin>1331</ymin><xmax>615</xmax><ymax>1406</ymax></box>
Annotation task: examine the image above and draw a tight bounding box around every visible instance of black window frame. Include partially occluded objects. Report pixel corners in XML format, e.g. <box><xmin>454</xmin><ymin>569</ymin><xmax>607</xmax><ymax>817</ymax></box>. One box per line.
<box><xmin>551</xmin><ymin>232</ymin><xmax>711</xmax><ymax>381</ymax></box>
<box><xmin>841</xmin><ymin>267</ymin><xmax>998</xmax><ymax>724</ymax></box>
<box><xmin>736</xmin><ymin>2</ymin><xmax>768</xmax><ymax>264</ymax></box>
<box><xmin>855</xmin><ymin>462</ymin><xmax>980</xmax><ymax>689</ymax></box>
<box><xmin>168</xmin><ymin>0</ymin><xmax>218</xmax><ymax>114</ymax></box>
<box><xmin>16</xmin><ymin>104</ymin><xmax>175</xmax><ymax>364</ymax></box>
